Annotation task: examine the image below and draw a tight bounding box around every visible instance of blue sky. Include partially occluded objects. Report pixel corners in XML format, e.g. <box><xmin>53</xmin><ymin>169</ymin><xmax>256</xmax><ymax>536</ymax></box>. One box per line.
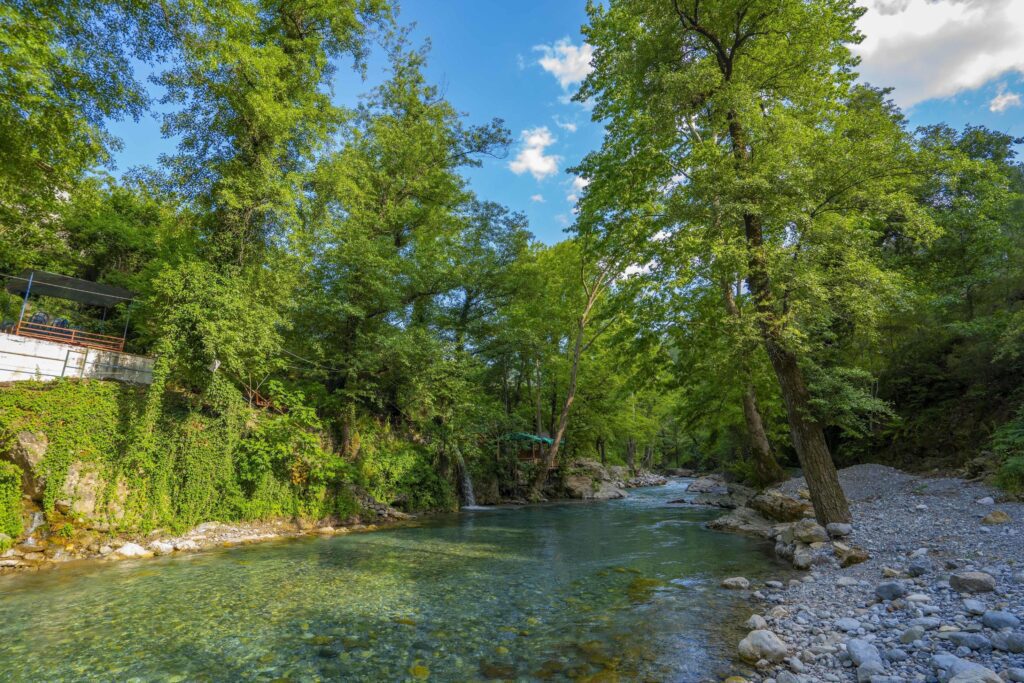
<box><xmin>106</xmin><ymin>0</ymin><xmax>1024</xmax><ymax>245</ymax></box>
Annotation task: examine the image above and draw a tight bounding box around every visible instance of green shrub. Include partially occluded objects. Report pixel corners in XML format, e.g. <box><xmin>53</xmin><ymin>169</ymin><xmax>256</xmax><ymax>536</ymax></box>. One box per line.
<box><xmin>993</xmin><ymin>408</ymin><xmax>1024</xmax><ymax>494</ymax></box>
<box><xmin>0</xmin><ymin>461</ymin><xmax>23</xmax><ymax>539</ymax></box>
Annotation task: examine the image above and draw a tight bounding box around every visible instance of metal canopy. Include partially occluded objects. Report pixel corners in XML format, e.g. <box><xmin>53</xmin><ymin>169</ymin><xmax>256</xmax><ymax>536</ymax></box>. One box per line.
<box><xmin>503</xmin><ymin>432</ymin><xmax>556</xmax><ymax>445</ymax></box>
<box><xmin>5</xmin><ymin>270</ymin><xmax>135</xmax><ymax>308</ymax></box>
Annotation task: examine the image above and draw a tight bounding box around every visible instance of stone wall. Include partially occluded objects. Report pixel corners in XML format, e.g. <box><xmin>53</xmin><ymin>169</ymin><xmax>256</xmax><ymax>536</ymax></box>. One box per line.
<box><xmin>0</xmin><ymin>333</ymin><xmax>153</xmax><ymax>384</ymax></box>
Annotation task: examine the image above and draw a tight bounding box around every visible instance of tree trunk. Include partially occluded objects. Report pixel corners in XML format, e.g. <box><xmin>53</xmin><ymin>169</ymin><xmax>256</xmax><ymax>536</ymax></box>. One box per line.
<box><xmin>528</xmin><ymin>265</ymin><xmax>610</xmax><ymax>497</ymax></box>
<box><xmin>625</xmin><ymin>437</ymin><xmax>636</xmax><ymax>473</ymax></box>
<box><xmin>740</xmin><ymin>385</ymin><xmax>785</xmax><ymax>485</ymax></box>
<box><xmin>721</xmin><ymin>279</ymin><xmax>786</xmax><ymax>487</ymax></box>
<box><xmin>534</xmin><ymin>359</ymin><xmax>544</xmax><ymax>435</ymax></box>
<box><xmin>729</xmin><ymin>117</ymin><xmax>850</xmax><ymax>525</ymax></box>
<box><xmin>596</xmin><ymin>437</ymin><xmax>606</xmax><ymax>465</ymax></box>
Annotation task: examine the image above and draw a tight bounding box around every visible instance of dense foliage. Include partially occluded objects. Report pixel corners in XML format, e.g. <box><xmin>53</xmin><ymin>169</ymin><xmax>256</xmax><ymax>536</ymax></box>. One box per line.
<box><xmin>0</xmin><ymin>0</ymin><xmax>1022</xmax><ymax>534</ymax></box>
<box><xmin>0</xmin><ymin>461</ymin><xmax>22</xmax><ymax>541</ymax></box>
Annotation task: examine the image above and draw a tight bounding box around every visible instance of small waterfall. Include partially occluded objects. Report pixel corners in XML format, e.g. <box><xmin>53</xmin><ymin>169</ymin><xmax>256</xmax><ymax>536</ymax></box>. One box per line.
<box><xmin>27</xmin><ymin>511</ymin><xmax>45</xmax><ymax>535</ymax></box>
<box><xmin>455</xmin><ymin>449</ymin><xmax>476</xmax><ymax>507</ymax></box>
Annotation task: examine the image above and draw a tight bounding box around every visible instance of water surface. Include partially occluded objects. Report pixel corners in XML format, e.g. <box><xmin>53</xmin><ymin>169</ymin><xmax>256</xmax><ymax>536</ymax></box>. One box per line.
<box><xmin>0</xmin><ymin>480</ymin><xmax>786</xmax><ymax>682</ymax></box>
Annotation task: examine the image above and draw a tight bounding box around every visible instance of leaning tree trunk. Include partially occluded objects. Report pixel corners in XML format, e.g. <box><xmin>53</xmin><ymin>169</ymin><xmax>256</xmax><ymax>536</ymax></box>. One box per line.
<box><xmin>721</xmin><ymin>279</ymin><xmax>786</xmax><ymax>487</ymax></box>
<box><xmin>742</xmin><ymin>209</ymin><xmax>851</xmax><ymax>524</ymax></box>
<box><xmin>739</xmin><ymin>386</ymin><xmax>785</xmax><ymax>486</ymax></box>
<box><xmin>729</xmin><ymin>119</ymin><xmax>851</xmax><ymax>525</ymax></box>
<box><xmin>528</xmin><ymin>265</ymin><xmax>610</xmax><ymax>498</ymax></box>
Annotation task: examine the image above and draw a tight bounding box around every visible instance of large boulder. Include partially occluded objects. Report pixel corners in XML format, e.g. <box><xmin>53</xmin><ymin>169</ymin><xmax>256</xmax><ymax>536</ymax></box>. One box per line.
<box><xmin>3</xmin><ymin>431</ymin><xmax>47</xmax><ymax>501</ymax></box>
<box><xmin>708</xmin><ymin>507</ymin><xmax>775</xmax><ymax>539</ymax></box>
<box><xmin>950</xmin><ymin>571</ymin><xmax>997</xmax><ymax>594</ymax></box>
<box><xmin>749</xmin><ymin>489</ymin><xmax>813</xmax><ymax>522</ymax></box>
<box><xmin>686</xmin><ymin>475</ymin><xmax>728</xmax><ymax>494</ymax></box>
<box><xmin>738</xmin><ymin>630</ymin><xmax>788</xmax><ymax>663</ymax></box>
<box><xmin>54</xmin><ymin>462</ymin><xmax>129</xmax><ymax>525</ymax></box>
<box><xmin>779</xmin><ymin>518</ymin><xmax>829</xmax><ymax>544</ymax></box>
<box><xmin>56</xmin><ymin>461</ymin><xmax>103</xmax><ymax>517</ymax></box>
<box><xmin>561</xmin><ymin>460</ymin><xmax>626</xmax><ymax>501</ymax></box>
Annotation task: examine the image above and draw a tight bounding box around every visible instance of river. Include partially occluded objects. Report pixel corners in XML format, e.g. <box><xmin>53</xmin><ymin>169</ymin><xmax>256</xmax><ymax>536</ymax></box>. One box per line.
<box><xmin>0</xmin><ymin>479</ymin><xmax>787</xmax><ymax>682</ymax></box>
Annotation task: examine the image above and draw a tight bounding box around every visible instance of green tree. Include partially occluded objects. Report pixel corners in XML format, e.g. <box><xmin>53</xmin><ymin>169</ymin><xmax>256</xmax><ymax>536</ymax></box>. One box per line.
<box><xmin>578</xmin><ymin>0</ymin><xmax>931</xmax><ymax>523</ymax></box>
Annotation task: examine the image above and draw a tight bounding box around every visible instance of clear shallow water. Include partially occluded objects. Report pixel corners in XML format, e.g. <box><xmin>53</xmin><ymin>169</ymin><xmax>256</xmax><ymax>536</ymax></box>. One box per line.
<box><xmin>0</xmin><ymin>480</ymin><xmax>787</xmax><ymax>682</ymax></box>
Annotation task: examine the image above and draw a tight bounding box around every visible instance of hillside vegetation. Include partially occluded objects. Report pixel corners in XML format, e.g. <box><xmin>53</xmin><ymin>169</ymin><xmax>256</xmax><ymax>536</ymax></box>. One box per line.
<box><xmin>1</xmin><ymin>0</ymin><xmax>1022</xmax><ymax>538</ymax></box>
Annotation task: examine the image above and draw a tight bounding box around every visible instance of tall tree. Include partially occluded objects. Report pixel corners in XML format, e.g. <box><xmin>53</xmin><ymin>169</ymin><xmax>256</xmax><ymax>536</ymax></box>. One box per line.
<box><xmin>578</xmin><ymin>0</ymin><xmax>930</xmax><ymax>523</ymax></box>
<box><xmin>0</xmin><ymin>0</ymin><xmax>163</xmax><ymax>270</ymax></box>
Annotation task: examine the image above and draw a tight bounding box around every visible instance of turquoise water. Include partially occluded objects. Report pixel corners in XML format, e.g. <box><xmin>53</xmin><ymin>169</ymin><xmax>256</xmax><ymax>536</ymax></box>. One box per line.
<box><xmin>0</xmin><ymin>480</ymin><xmax>786</xmax><ymax>682</ymax></box>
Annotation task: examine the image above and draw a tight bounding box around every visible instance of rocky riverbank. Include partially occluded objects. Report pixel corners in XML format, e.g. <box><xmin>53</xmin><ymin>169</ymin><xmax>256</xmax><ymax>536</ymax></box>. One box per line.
<box><xmin>547</xmin><ymin>458</ymin><xmax>667</xmax><ymax>501</ymax></box>
<box><xmin>0</xmin><ymin>457</ymin><xmax>668</xmax><ymax>574</ymax></box>
<box><xmin>0</xmin><ymin>490</ymin><xmax>414</xmax><ymax>573</ymax></box>
<box><xmin>696</xmin><ymin>464</ymin><xmax>1024</xmax><ymax>683</ymax></box>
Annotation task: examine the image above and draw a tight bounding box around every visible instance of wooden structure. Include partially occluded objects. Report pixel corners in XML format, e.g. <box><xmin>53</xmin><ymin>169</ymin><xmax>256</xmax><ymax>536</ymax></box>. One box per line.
<box><xmin>4</xmin><ymin>270</ymin><xmax>135</xmax><ymax>353</ymax></box>
<box><xmin>504</xmin><ymin>432</ymin><xmax>561</xmax><ymax>470</ymax></box>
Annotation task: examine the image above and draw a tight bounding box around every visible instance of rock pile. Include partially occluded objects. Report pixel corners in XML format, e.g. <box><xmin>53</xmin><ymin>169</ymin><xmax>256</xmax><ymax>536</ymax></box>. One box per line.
<box><xmin>716</xmin><ymin>465</ymin><xmax>1024</xmax><ymax>682</ymax></box>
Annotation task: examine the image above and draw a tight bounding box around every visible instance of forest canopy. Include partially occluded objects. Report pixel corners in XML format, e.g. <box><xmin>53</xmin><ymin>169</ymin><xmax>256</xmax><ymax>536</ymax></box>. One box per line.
<box><xmin>1</xmin><ymin>0</ymin><xmax>1022</xmax><ymax>524</ymax></box>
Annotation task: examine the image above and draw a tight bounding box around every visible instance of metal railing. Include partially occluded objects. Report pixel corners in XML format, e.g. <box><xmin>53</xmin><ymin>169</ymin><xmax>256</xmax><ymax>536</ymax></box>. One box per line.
<box><xmin>13</xmin><ymin>321</ymin><xmax>125</xmax><ymax>352</ymax></box>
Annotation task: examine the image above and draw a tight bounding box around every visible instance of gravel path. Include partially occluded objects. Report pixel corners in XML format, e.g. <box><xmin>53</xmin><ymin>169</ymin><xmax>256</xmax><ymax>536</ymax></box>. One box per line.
<box><xmin>726</xmin><ymin>464</ymin><xmax>1024</xmax><ymax>683</ymax></box>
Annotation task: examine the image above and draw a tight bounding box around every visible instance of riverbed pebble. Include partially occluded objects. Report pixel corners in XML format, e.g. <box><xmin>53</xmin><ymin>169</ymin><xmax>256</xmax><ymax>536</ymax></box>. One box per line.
<box><xmin>725</xmin><ymin>464</ymin><xmax>1024</xmax><ymax>682</ymax></box>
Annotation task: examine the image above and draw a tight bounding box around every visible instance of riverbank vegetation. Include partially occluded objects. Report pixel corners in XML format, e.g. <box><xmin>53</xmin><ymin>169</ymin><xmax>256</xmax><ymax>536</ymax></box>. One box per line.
<box><xmin>1</xmin><ymin>0</ymin><xmax>1022</xmax><ymax>532</ymax></box>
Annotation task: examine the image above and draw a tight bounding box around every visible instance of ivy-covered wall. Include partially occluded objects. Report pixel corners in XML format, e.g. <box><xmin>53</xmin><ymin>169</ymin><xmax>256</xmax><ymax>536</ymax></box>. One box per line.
<box><xmin>0</xmin><ymin>379</ymin><xmax>456</xmax><ymax>536</ymax></box>
<box><xmin>0</xmin><ymin>461</ymin><xmax>22</xmax><ymax>542</ymax></box>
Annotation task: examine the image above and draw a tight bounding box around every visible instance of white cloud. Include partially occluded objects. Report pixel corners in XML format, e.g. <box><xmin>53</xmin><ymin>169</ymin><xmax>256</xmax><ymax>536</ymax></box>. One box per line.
<box><xmin>530</xmin><ymin>194</ymin><xmax>545</xmax><ymax>203</ymax></box>
<box><xmin>854</xmin><ymin>0</ymin><xmax>1024</xmax><ymax>108</ymax></box>
<box><xmin>989</xmin><ymin>84</ymin><xmax>1022</xmax><ymax>112</ymax></box>
<box><xmin>566</xmin><ymin>175</ymin><xmax>589</xmax><ymax>203</ymax></box>
<box><xmin>509</xmin><ymin>127</ymin><xmax>560</xmax><ymax>180</ymax></box>
<box><xmin>553</xmin><ymin>115</ymin><xmax>577</xmax><ymax>133</ymax></box>
<box><xmin>534</xmin><ymin>39</ymin><xmax>594</xmax><ymax>90</ymax></box>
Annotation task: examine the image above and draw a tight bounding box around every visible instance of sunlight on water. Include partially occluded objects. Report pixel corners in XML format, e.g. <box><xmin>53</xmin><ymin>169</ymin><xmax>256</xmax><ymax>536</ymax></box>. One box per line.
<box><xmin>0</xmin><ymin>480</ymin><xmax>788</xmax><ymax>682</ymax></box>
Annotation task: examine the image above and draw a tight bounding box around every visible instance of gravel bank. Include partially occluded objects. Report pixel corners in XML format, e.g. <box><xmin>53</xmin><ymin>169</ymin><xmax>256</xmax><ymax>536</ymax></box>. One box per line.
<box><xmin>721</xmin><ymin>464</ymin><xmax>1024</xmax><ymax>683</ymax></box>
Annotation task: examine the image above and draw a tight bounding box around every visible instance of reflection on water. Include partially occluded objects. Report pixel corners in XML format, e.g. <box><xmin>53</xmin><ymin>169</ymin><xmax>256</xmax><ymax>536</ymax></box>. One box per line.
<box><xmin>0</xmin><ymin>480</ymin><xmax>786</xmax><ymax>682</ymax></box>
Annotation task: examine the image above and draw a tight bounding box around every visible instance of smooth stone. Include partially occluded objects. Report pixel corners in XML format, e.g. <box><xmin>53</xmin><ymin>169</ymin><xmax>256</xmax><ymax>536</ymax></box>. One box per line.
<box><xmin>907</xmin><ymin>558</ymin><xmax>932</xmax><ymax>577</ymax></box>
<box><xmin>946</xmin><ymin>632</ymin><xmax>992</xmax><ymax>651</ymax></box>
<box><xmin>149</xmin><ymin>540</ymin><xmax>174</xmax><ymax>556</ymax></box>
<box><xmin>738</xmin><ymin>630</ymin><xmax>789</xmax><ymax>663</ymax></box>
<box><xmin>722</xmin><ymin>577</ymin><xmax>751</xmax><ymax>590</ymax></box>
<box><xmin>745</xmin><ymin>614</ymin><xmax>768</xmax><ymax>630</ymax></box>
<box><xmin>826</xmin><ymin>522</ymin><xmax>853</xmax><ymax>538</ymax></box>
<box><xmin>1006</xmin><ymin>667</ymin><xmax>1024</xmax><ymax>682</ymax></box>
<box><xmin>991</xmin><ymin>631</ymin><xmax>1024</xmax><ymax>653</ymax></box>
<box><xmin>900</xmin><ymin>626</ymin><xmax>925</xmax><ymax>644</ymax></box>
<box><xmin>975</xmin><ymin>497</ymin><xmax>994</xmax><ymax>505</ymax></box>
<box><xmin>981</xmin><ymin>610</ymin><xmax>1019</xmax><ymax>629</ymax></box>
<box><xmin>948</xmin><ymin>670</ymin><xmax>1003</xmax><ymax>683</ymax></box>
<box><xmin>875</xmin><ymin>582</ymin><xmax>907</xmax><ymax>601</ymax></box>
<box><xmin>846</xmin><ymin>638</ymin><xmax>882</xmax><ymax>667</ymax></box>
<box><xmin>909</xmin><ymin>617</ymin><xmax>941</xmax><ymax>630</ymax></box>
<box><xmin>949</xmin><ymin>572</ymin><xmax>996</xmax><ymax>593</ymax></box>
<box><xmin>112</xmin><ymin>543</ymin><xmax>153</xmax><ymax>559</ymax></box>
<box><xmin>836</xmin><ymin>617</ymin><xmax>861</xmax><ymax>632</ymax></box>
<box><xmin>856</xmin><ymin>660</ymin><xmax>884</xmax><ymax>682</ymax></box>
<box><xmin>980</xmin><ymin>510</ymin><xmax>1011</xmax><ymax>525</ymax></box>
<box><xmin>962</xmin><ymin>599</ymin><xmax>986</xmax><ymax>615</ymax></box>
